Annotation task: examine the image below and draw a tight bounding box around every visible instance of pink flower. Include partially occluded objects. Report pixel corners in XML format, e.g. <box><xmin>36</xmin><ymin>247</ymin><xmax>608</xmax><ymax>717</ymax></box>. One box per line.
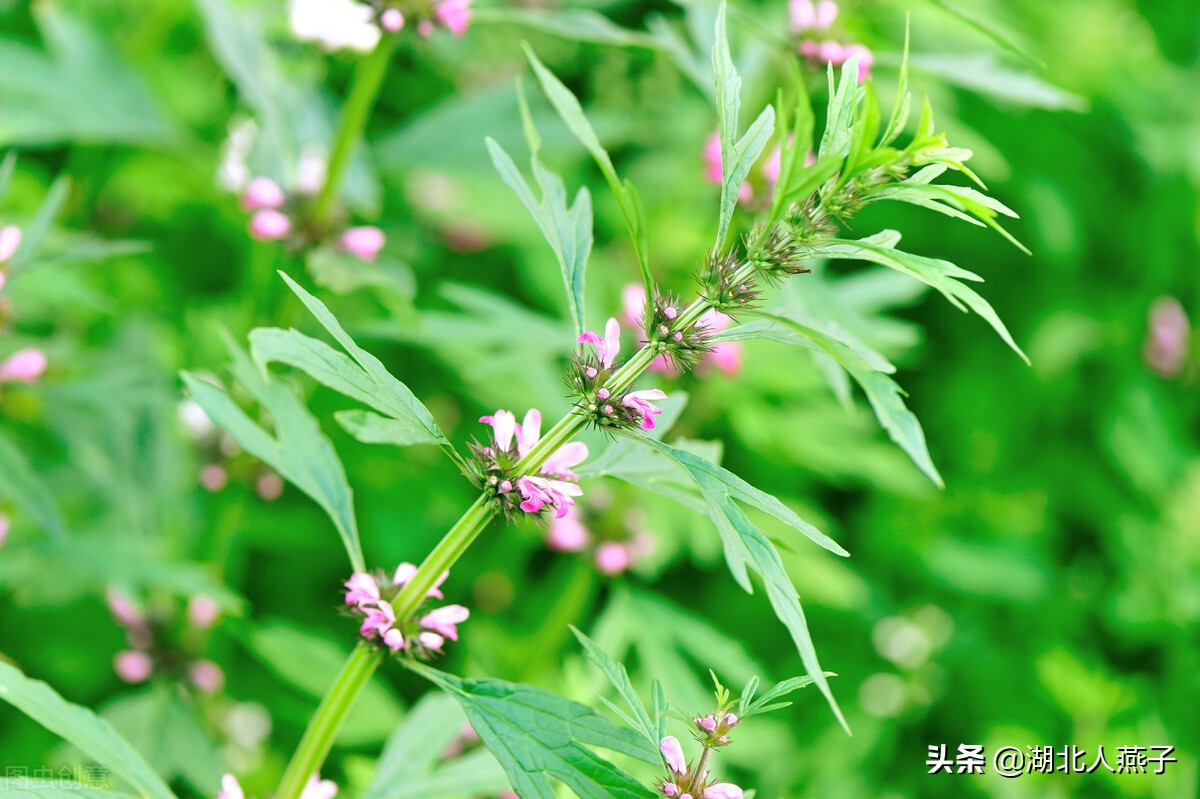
<box><xmin>479</xmin><ymin>409</ymin><xmax>517</xmax><ymax>450</ymax></box>
<box><xmin>359</xmin><ymin>600</ymin><xmax>396</xmax><ymax>638</ymax></box>
<box><xmin>345</xmin><ymin>572</ymin><xmax>380</xmax><ymax>607</ymax></box>
<box><xmin>106</xmin><ymin>586</ymin><xmax>143</xmax><ymax>627</ymax></box>
<box><xmin>546</xmin><ymin>506</ymin><xmax>591</xmax><ymax>552</ymax></box>
<box><xmin>660</xmin><ymin>736</ymin><xmax>687</xmax><ymax>775</ymax></box>
<box><xmin>696</xmin><ymin>715</ymin><xmax>717</xmax><ymax>733</ymax></box>
<box><xmin>515</xmin><ymin>408</ymin><xmax>541</xmax><ymax>457</ymax></box>
<box><xmin>541</xmin><ymin>441</ymin><xmax>588</xmax><ymax>481</ymax></box>
<box><xmin>417</xmin><ymin>631</ymin><xmax>444</xmax><ymax>650</ymax></box>
<box><xmin>703</xmin><ymin>784</ymin><xmax>743</xmax><ymax>799</ymax></box>
<box><xmin>702</xmin><ymin>133</ymin><xmax>751</xmax><ymax>201</ymax></box>
<box><xmin>380</xmin><ymin>8</ymin><xmax>404</xmax><ymax>31</ymax></box>
<box><xmin>517</xmin><ymin>475</ymin><xmax>583</xmax><ymax>518</ymax></box>
<box><xmin>594</xmin><ymin>542</ymin><xmax>631</xmax><ymax>575</ymax></box>
<box><xmin>420</xmin><ymin>604</ymin><xmax>470</xmax><ymax>641</ymax></box>
<box><xmin>188</xmin><ymin>660</ymin><xmax>225</xmax><ymax>694</ymax></box>
<box><xmin>724</xmin><ymin>712</ymin><xmax>739</xmax><ymax>727</ymax></box>
<box><xmin>241</xmin><ymin>177</ymin><xmax>285</xmax><ymax>210</ymax></box>
<box><xmin>434</xmin><ymin>0</ymin><xmax>471</xmax><ymax>36</ymax></box>
<box><xmin>844</xmin><ymin>43</ymin><xmax>874</xmax><ymax>82</ymax></box>
<box><xmin>817</xmin><ymin>39</ymin><xmax>846</xmax><ymax>65</ymax></box>
<box><xmin>790</xmin><ymin>0</ymin><xmax>837</xmax><ymax>31</ymax></box>
<box><xmin>393</xmin><ymin>561</ymin><xmax>448</xmax><ymax>599</ymax></box>
<box><xmin>579</xmin><ymin>317</ymin><xmax>622</xmax><ymax>369</ymax></box>
<box><xmin>218</xmin><ymin>773</ymin><xmax>244</xmax><ymax>799</ymax></box>
<box><xmin>699</xmin><ymin>309</ymin><xmax>742</xmax><ymax>376</ymax></box>
<box><xmin>621</xmin><ymin>389</ymin><xmax>668</xmax><ymax>430</ymax></box>
<box><xmin>661</xmin><ymin>784</ymin><xmax>680</xmax><ymax>798</ymax></box>
<box><xmin>0</xmin><ymin>513</ymin><xmax>7</xmax><ymax>548</ymax></box>
<box><xmin>0</xmin><ymin>348</ymin><xmax>48</xmax><ymax>384</ymax></box>
<box><xmin>256</xmin><ymin>471</ymin><xmax>284</xmax><ymax>501</ymax></box>
<box><xmin>339</xmin><ymin>226</ymin><xmax>386</xmax><ymax>262</ymax></box>
<box><xmin>199</xmin><ymin>464</ymin><xmax>228</xmax><ymax>492</ymax></box>
<box><xmin>0</xmin><ymin>225</ymin><xmax>21</xmax><ymax>263</ymax></box>
<box><xmin>188</xmin><ymin>595</ymin><xmax>221</xmax><ymax>629</ymax></box>
<box><xmin>622</xmin><ymin>283</ymin><xmax>647</xmax><ymax>329</ymax></box>
<box><xmin>249</xmin><ymin>209</ymin><xmax>291</xmax><ymax>240</ymax></box>
<box><xmin>114</xmin><ymin>651</ymin><xmax>153</xmax><ymax>683</ymax></box>
<box><xmin>301</xmin><ymin>775</ymin><xmax>338</xmax><ymax>799</ymax></box>
<box><xmin>1145</xmin><ymin>296</ymin><xmax>1190</xmax><ymax>377</ymax></box>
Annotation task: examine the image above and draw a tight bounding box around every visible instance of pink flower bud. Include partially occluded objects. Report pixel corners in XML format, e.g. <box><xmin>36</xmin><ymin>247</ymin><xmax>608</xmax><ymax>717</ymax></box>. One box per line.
<box><xmin>546</xmin><ymin>508</ymin><xmax>590</xmax><ymax>552</ymax></box>
<box><xmin>0</xmin><ymin>513</ymin><xmax>8</xmax><ymax>548</ymax></box>
<box><xmin>420</xmin><ymin>604</ymin><xmax>470</xmax><ymax>640</ymax></box>
<box><xmin>696</xmin><ymin>715</ymin><xmax>717</xmax><ymax>732</ymax></box>
<box><xmin>380</xmin><ymin>8</ymin><xmax>404</xmax><ymax>31</ymax></box>
<box><xmin>718</xmin><ymin>735</ymin><xmax>729</xmax><ymax>744</ymax></box>
<box><xmin>218</xmin><ymin>773</ymin><xmax>244</xmax><ymax>799</ymax></box>
<box><xmin>188</xmin><ymin>595</ymin><xmax>221</xmax><ymax>629</ymax></box>
<box><xmin>339</xmin><ymin>226</ymin><xmax>386</xmax><ymax>262</ymax></box>
<box><xmin>799</xmin><ymin>39</ymin><xmax>819</xmax><ymax>58</ymax></box>
<box><xmin>417</xmin><ymin>19</ymin><xmax>434</xmax><ymax>38</ymax></box>
<box><xmin>1145</xmin><ymin>296</ymin><xmax>1190</xmax><ymax>377</ymax></box>
<box><xmin>256</xmin><ymin>471</ymin><xmax>284</xmax><ymax>501</ymax></box>
<box><xmin>815</xmin><ymin>0</ymin><xmax>838</xmax><ymax>29</ymax></box>
<box><xmin>702</xmin><ymin>784</ymin><xmax>743</xmax><ymax>799</ymax></box>
<box><xmin>417</xmin><ymin>631</ymin><xmax>444</xmax><ymax>649</ymax></box>
<box><xmin>189</xmin><ymin>660</ymin><xmax>225</xmax><ymax>693</ymax></box>
<box><xmin>114</xmin><ymin>650</ymin><xmax>153</xmax><ymax>683</ymax></box>
<box><xmin>724</xmin><ymin>712</ymin><xmax>739</xmax><ymax>727</ymax></box>
<box><xmin>595</xmin><ymin>542</ymin><xmax>631</xmax><ymax>575</ymax></box>
<box><xmin>240</xmin><ymin>177</ymin><xmax>285</xmax><ymax>210</ymax></box>
<box><xmin>106</xmin><ymin>586</ymin><xmax>143</xmax><ymax>627</ymax></box>
<box><xmin>597</xmin><ymin>388</ymin><xmax>610</xmax><ymax>400</ymax></box>
<box><xmin>0</xmin><ymin>225</ymin><xmax>21</xmax><ymax>263</ymax></box>
<box><xmin>434</xmin><ymin>0</ymin><xmax>471</xmax><ymax>36</ymax></box>
<box><xmin>660</xmin><ymin>736</ymin><xmax>687</xmax><ymax>774</ymax></box>
<box><xmin>383</xmin><ymin>628</ymin><xmax>405</xmax><ymax>650</ymax></box>
<box><xmin>663</xmin><ymin>306</ymin><xmax>678</xmax><ymax>320</ymax></box>
<box><xmin>0</xmin><ymin>348</ymin><xmax>48</xmax><ymax>384</ymax></box>
<box><xmin>199</xmin><ymin>464</ymin><xmax>228</xmax><ymax>492</ymax></box>
<box><xmin>248</xmin><ymin>209</ymin><xmax>291</xmax><ymax>241</ymax></box>
<box><xmin>301</xmin><ymin>775</ymin><xmax>339</xmax><ymax>799</ymax></box>
<box><xmin>499</xmin><ymin>479</ymin><xmax>513</xmax><ymax>493</ymax></box>
<box><xmin>818</xmin><ymin>39</ymin><xmax>846</xmax><ymax>65</ymax></box>
<box><xmin>662</xmin><ymin>784</ymin><xmax>680</xmax><ymax>797</ymax></box>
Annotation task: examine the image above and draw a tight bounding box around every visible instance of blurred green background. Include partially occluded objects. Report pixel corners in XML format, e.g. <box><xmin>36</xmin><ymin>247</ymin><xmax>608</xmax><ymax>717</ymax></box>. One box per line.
<box><xmin>0</xmin><ymin>0</ymin><xmax>1197</xmax><ymax>797</ymax></box>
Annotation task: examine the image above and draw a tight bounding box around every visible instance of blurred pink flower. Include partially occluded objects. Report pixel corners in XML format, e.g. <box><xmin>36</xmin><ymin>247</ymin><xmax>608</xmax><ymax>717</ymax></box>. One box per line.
<box><xmin>199</xmin><ymin>464</ymin><xmax>228</xmax><ymax>492</ymax></box>
<box><xmin>301</xmin><ymin>775</ymin><xmax>338</xmax><ymax>799</ymax></box>
<box><xmin>217</xmin><ymin>774</ymin><xmax>244</xmax><ymax>799</ymax></box>
<box><xmin>289</xmin><ymin>0</ymin><xmax>380</xmax><ymax>51</ymax></box>
<box><xmin>546</xmin><ymin>506</ymin><xmax>591</xmax><ymax>552</ymax></box>
<box><xmin>703</xmin><ymin>785</ymin><xmax>743</xmax><ymax>799</ymax></box>
<box><xmin>420</xmin><ymin>604</ymin><xmax>470</xmax><ymax>641</ymax></box>
<box><xmin>256</xmin><ymin>471</ymin><xmax>284</xmax><ymax>501</ymax></box>
<box><xmin>0</xmin><ymin>225</ymin><xmax>21</xmax><ymax>263</ymax></box>
<box><xmin>579</xmin><ymin>317</ymin><xmax>622</xmax><ymax>369</ymax></box>
<box><xmin>622</xmin><ymin>389</ymin><xmax>668</xmax><ymax>430</ymax></box>
<box><xmin>359</xmin><ymin>600</ymin><xmax>396</xmax><ymax>638</ymax></box>
<box><xmin>790</xmin><ymin>0</ymin><xmax>837</xmax><ymax>31</ymax></box>
<box><xmin>434</xmin><ymin>0</ymin><xmax>471</xmax><ymax>36</ymax></box>
<box><xmin>380</xmin><ymin>8</ymin><xmax>404</xmax><ymax>31</ymax></box>
<box><xmin>189</xmin><ymin>660</ymin><xmax>225</xmax><ymax>694</ymax></box>
<box><xmin>345</xmin><ymin>572</ymin><xmax>380</xmax><ymax>607</ymax></box>
<box><xmin>844</xmin><ymin>43</ymin><xmax>875</xmax><ymax>82</ymax></box>
<box><xmin>114</xmin><ymin>651</ymin><xmax>153</xmax><ymax>683</ymax></box>
<box><xmin>1144</xmin><ymin>296</ymin><xmax>1190</xmax><ymax>377</ymax></box>
<box><xmin>339</xmin><ymin>226</ymin><xmax>386</xmax><ymax>262</ymax></box>
<box><xmin>0</xmin><ymin>513</ymin><xmax>7</xmax><ymax>548</ymax></box>
<box><xmin>594</xmin><ymin>542</ymin><xmax>631</xmax><ymax>575</ymax></box>
<box><xmin>660</xmin><ymin>736</ymin><xmax>687</xmax><ymax>774</ymax></box>
<box><xmin>240</xmin><ymin>177</ymin><xmax>285</xmax><ymax>210</ymax></box>
<box><xmin>0</xmin><ymin>348</ymin><xmax>48</xmax><ymax>384</ymax></box>
<box><xmin>703</xmin><ymin>132</ymin><xmax>751</xmax><ymax>201</ymax></box>
<box><xmin>248</xmin><ymin>209</ymin><xmax>291</xmax><ymax>241</ymax></box>
<box><xmin>622</xmin><ymin>283</ymin><xmax>647</xmax><ymax>329</ymax></box>
<box><xmin>106</xmin><ymin>586</ymin><xmax>143</xmax><ymax>627</ymax></box>
<box><xmin>188</xmin><ymin>595</ymin><xmax>221</xmax><ymax>629</ymax></box>
<box><xmin>517</xmin><ymin>475</ymin><xmax>583</xmax><ymax>518</ymax></box>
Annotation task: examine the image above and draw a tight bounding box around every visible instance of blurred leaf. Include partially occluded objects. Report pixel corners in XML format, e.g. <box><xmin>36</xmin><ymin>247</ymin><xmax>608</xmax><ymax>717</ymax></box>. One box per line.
<box><xmin>0</xmin><ymin>661</ymin><xmax>177</xmax><ymax>799</ymax></box>
<box><xmin>361</xmin><ymin>692</ymin><xmax>510</xmax><ymax>799</ymax></box>
<box><xmin>909</xmin><ymin>54</ymin><xmax>1086</xmax><ymax>111</ymax></box>
<box><xmin>0</xmin><ymin>783</ymin><xmax>137</xmax><ymax>799</ymax></box>
<box><xmin>711</xmin><ymin>1</ymin><xmax>775</xmax><ymax>252</ymax></box>
<box><xmin>485</xmin><ymin>135</ymin><xmax>593</xmax><ymax>338</ymax></box>
<box><xmin>101</xmin><ymin>686</ymin><xmax>223</xmax><ymax>795</ymax></box>
<box><xmin>473</xmin><ymin>9</ymin><xmax>658</xmax><ymax>48</ymax></box>
<box><xmin>182</xmin><ymin>337</ymin><xmax>364</xmax><ymax>572</ymax></box>
<box><xmin>411</xmin><ymin>664</ymin><xmax>657</xmax><ymax>799</ymax></box>
<box><xmin>916</xmin><ymin>0</ymin><xmax>1044</xmax><ymax>68</ymax></box>
<box><xmin>626</xmin><ymin>437</ymin><xmax>848</xmax><ymax>730</ymax></box>
<box><xmin>334</xmin><ymin>409</ymin><xmax>440</xmax><ymax>448</ymax></box>
<box><xmin>9</xmin><ymin>176</ymin><xmax>70</xmax><ymax>274</ymax></box>
<box><xmin>0</xmin><ymin>431</ymin><xmax>68</xmax><ymax>539</ymax></box>
<box><xmin>246</xmin><ymin>622</ymin><xmax>403</xmax><ymax>746</ymax></box>
<box><xmin>808</xmin><ymin>231</ymin><xmax>1029</xmax><ymax>362</ymax></box>
<box><xmin>0</xmin><ymin>7</ymin><xmax>176</xmax><ymax>147</ymax></box>
<box><xmin>306</xmin><ymin>249</ymin><xmax>414</xmax><ymax>299</ymax></box>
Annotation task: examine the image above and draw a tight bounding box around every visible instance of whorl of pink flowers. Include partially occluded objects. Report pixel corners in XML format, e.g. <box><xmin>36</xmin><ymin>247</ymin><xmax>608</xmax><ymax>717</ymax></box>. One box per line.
<box><xmin>344</xmin><ymin>565</ymin><xmax>466</xmax><ymax>655</ymax></box>
<box><xmin>0</xmin><ymin>348</ymin><xmax>48</xmax><ymax>385</ymax></box>
<box><xmin>478</xmin><ymin>407</ymin><xmax>589</xmax><ymax>518</ymax></box>
<box><xmin>1144</xmin><ymin>296</ymin><xmax>1190</xmax><ymax>378</ymax></box>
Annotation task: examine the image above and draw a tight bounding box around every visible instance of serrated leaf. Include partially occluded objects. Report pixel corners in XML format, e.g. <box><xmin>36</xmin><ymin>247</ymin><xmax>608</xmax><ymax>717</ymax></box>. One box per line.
<box><xmin>570</xmin><ymin>627</ymin><xmax>657</xmax><ymax>748</ymax></box>
<box><xmin>0</xmin><ymin>660</ymin><xmax>178</xmax><ymax>799</ymax></box>
<box><xmin>182</xmin><ymin>337</ymin><xmax>363</xmax><ymax>572</ymax></box>
<box><xmin>809</xmin><ymin>231</ymin><xmax>1028</xmax><ymax>363</ymax></box>
<box><xmin>334</xmin><ymin>409</ymin><xmax>441</xmax><ymax>448</ymax></box>
<box><xmin>410</xmin><ymin>664</ymin><xmax>657</xmax><ymax>799</ymax></box>
<box><xmin>485</xmin><ymin>137</ymin><xmax>593</xmax><ymax>338</ymax></box>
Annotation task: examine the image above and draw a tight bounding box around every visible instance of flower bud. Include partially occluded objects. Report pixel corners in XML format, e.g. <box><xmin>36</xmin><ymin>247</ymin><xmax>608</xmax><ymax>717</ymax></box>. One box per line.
<box><xmin>199</xmin><ymin>464</ymin><xmax>228</xmax><ymax>492</ymax></box>
<box><xmin>661</xmin><ymin>784</ymin><xmax>680</xmax><ymax>797</ymax></box>
<box><xmin>0</xmin><ymin>225</ymin><xmax>21</xmax><ymax>263</ymax></box>
<box><xmin>0</xmin><ymin>348</ymin><xmax>48</xmax><ymax>384</ymax></box>
<box><xmin>240</xmin><ymin>177</ymin><xmax>285</xmax><ymax>210</ymax></box>
<box><xmin>248</xmin><ymin>209</ymin><xmax>291</xmax><ymax>241</ymax></box>
<box><xmin>256</xmin><ymin>471</ymin><xmax>284</xmax><ymax>501</ymax></box>
<box><xmin>188</xmin><ymin>595</ymin><xmax>221</xmax><ymax>629</ymax></box>
<box><xmin>696</xmin><ymin>715</ymin><xmax>718</xmax><ymax>733</ymax></box>
<box><xmin>660</xmin><ymin>736</ymin><xmax>687</xmax><ymax>775</ymax></box>
<box><xmin>114</xmin><ymin>651</ymin><xmax>153</xmax><ymax>683</ymax></box>
<box><xmin>188</xmin><ymin>660</ymin><xmax>225</xmax><ymax>693</ymax></box>
<box><xmin>702</xmin><ymin>783</ymin><xmax>743</xmax><ymax>799</ymax></box>
<box><xmin>339</xmin><ymin>226</ymin><xmax>386</xmax><ymax>262</ymax></box>
<box><xmin>595</xmin><ymin>542</ymin><xmax>631</xmax><ymax>575</ymax></box>
<box><xmin>724</xmin><ymin>712</ymin><xmax>739</xmax><ymax>727</ymax></box>
<box><xmin>380</xmin><ymin>8</ymin><xmax>404</xmax><ymax>31</ymax></box>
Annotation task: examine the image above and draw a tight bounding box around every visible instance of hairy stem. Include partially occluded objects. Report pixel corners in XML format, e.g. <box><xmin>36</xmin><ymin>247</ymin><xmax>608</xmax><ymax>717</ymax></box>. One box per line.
<box><xmin>307</xmin><ymin>36</ymin><xmax>397</xmax><ymax>234</ymax></box>
<box><xmin>690</xmin><ymin>745</ymin><xmax>715</xmax><ymax>792</ymax></box>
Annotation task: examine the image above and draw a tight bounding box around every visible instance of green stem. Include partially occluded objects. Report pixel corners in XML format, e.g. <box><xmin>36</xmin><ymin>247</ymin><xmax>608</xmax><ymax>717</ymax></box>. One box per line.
<box><xmin>689</xmin><ymin>745</ymin><xmax>715</xmax><ymax>793</ymax></box>
<box><xmin>307</xmin><ymin>36</ymin><xmax>397</xmax><ymax>234</ymax></box>
<box><xmin>274</xmin><ymin>260</ymin><xmax>760</xmax><ymax>795</ymax></box>
<box><xmin>275</xmin><ymin>643</ymin><xmax>381</xmax><ymax>799</ymax></box>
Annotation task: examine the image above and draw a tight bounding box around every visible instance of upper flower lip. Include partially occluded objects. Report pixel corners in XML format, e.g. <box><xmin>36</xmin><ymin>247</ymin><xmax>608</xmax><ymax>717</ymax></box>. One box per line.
<box><xmin>579</xmin><ymin>317</ymin><xmax>622</xmax><ymax>369</ymax></box>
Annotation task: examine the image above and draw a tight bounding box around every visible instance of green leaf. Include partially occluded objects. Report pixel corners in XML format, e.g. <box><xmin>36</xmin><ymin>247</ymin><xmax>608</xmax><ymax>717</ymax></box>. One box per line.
<box><xmin>0</xmin><ymin>782</ymin><xmax>138</xmax><ymax>799</ymax></box>
<box><xmin>909</xmin><ymin>53</ymin><xmax>1087</xmax><ymax>112</ymax></box>
<box><xmin>0</xmin><ymin>431</ymin><xmax>68</xmax><ymax>539</ymax></box>
<box><xmin>410</xmin><ymin>664</ymin><xmax>657</xmax><ymax>799</ymax></box>
<box><xmin>0</xmin><ymin>660</ymin><xmax>178</xmax><ymax>799</ymax></box>
<box><xmin>246</xmin><ymin>622</ymin><xmax>403</xmax><ymax>746</ymax></box>
<box><xmin>334</xmin><ymin>410</ymin><xmax>441</xmax><ymax>448</ymax></box>
<box><xmin>710</xmin><ymin>2</ymin><xmax>776</xmax><ymax>252</ymax></box>
<box><xmin>880</xmin><ymin>20</ymin><xmax>912</xmax><ymax>146</ymax></box>
<box><xmin>182</xmin><ymin>336</ymin><xmax>364</xmax><ymax>572</ymax></box>
<box><xmin>523</xmin><ymin>46</ymin><xmax>651</xmax><ymax>291</ymax></box>
<box><xmin>9</xmin><ymin>175</ymin><xmax>70</xmax><ymax>273</ymax></box>
<box><xmin>361</xmin><ymin>692</ymin><xmax>511</xmax><ymax>799</ymax></box>
<box><xmin>625</xmin><ymin>438</ymin><xmax>848</xmax><ymax>731</ymax></box>
<box><xmin>570</xmin><ymin>626</ymin><xmax>657</xmax><ymax>748</ymax></box>
<box><xmin>809</xmin><ymin>231</ymin><xmax>1029</xmax><ymax>363</ymax></box>
<box><xmin>485</xmin><ymin>136</ymin><xmax>593</xmax><ymax>338</ymax></box>
<box><xmin>818</xmin><ymin>58</ymin><xmax>864</xmax><ymax>162</ymax></box>
<box><xmin>472</xmin><ymin>8</ymin><xmax>659</xmax><ymax>49</ymax></box>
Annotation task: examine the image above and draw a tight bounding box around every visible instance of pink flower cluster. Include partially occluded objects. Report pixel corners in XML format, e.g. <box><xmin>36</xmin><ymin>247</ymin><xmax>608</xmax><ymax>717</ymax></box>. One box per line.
<box><xmin>107</xmin><ymin>587</ymin><xmax>224</xmax><ymax>693</ymax></box>
<box><xmin>577</xmin><ymin>317</ymin><xmax>669</xmax><ymax>430</ymax></box>
<box><xmin>344</xmin><ymin>564</ymin><xmax>469</xmax><ymax>655</ymax></box>
<box><xmin>1144</xmin><ymin>296</ymin><xmax>1191</xmax><ymax>378</ymax></box>
<box><xmin>623</xmin><ymin>284</ymin><xmax>742</xmax><ymax>377</ymax></box>
<box><xmin>240</xmin><ymin>176</ymin><xmax>386</xmax><ymax>262</ymax></box>
<box><xmin>476</xmin><ymin>408</ymin><xmax>589</xmax><ymax>518</ymax></box>
<box><xmin>659</xmin><ymin>735</ymin><xmax>743</xmax><ymax>799</ymax></box>
<box><xmin>219</xmin><ymin>773</ymin><xmax>335</xmax><ymax>799</ymax></box>
<box><xmin>545</xmin><ymin>505</ymin><xmax>655</xmax><ymax>576</ymax></box>
<box><xmin>790</xmin><ymin>0</ymin><xmax>874</xmax><ymax>82</ymax></box>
